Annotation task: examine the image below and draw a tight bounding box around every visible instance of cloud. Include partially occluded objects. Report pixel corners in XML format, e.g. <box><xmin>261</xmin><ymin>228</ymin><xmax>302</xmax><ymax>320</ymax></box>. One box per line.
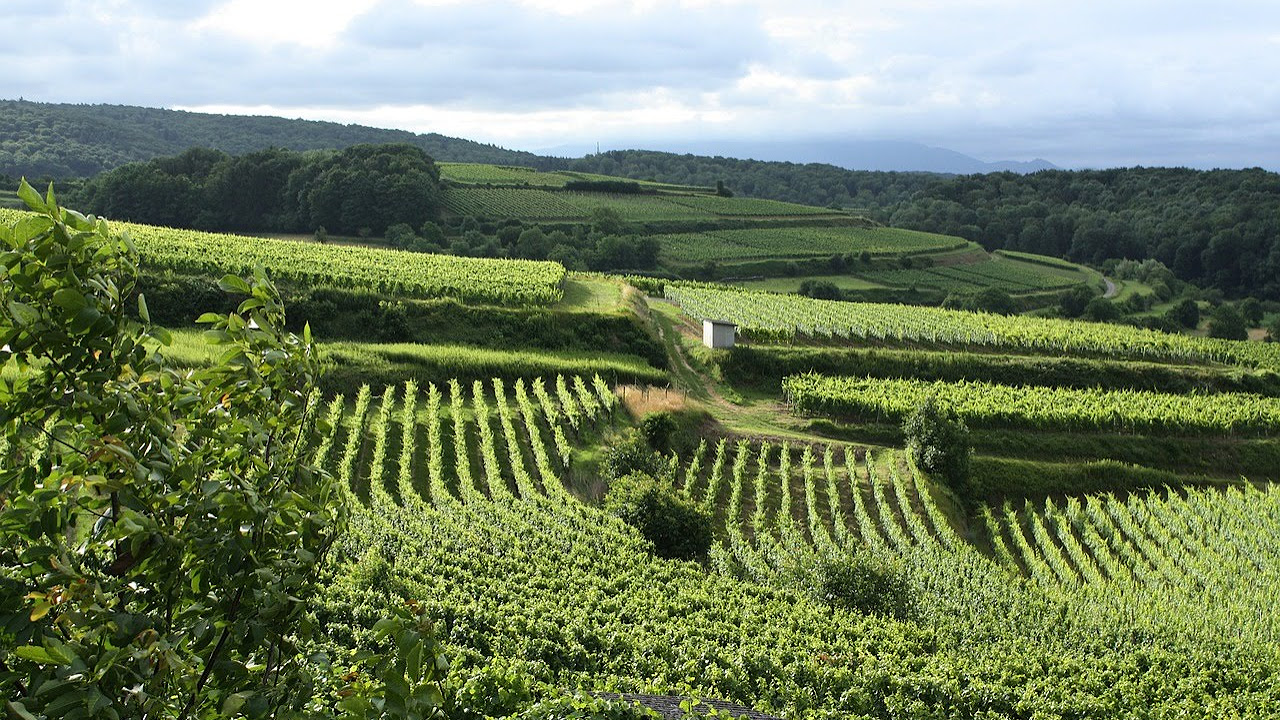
<box><xmin>3</xmin><ymin>0</ymin><xmax>1280</xmax><ymax>168</ymax></box>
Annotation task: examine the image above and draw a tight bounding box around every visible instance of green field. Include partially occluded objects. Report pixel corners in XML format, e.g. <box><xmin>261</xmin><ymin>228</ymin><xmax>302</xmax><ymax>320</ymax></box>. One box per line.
<box><xmin>667</xmin><ymin>285</ymin><xmax>1280</xmax><ymax>370</ymax></box>
<box><xmin>657</xmin><ymin>226</ymin><xmax>965</xmax><ymax>265</ymax></box>
<box><xmin>10</xmin><ymin>185</ymin><xmax>1280</xmax><ymax>720</ymax></box>
<box><xmin>0</xmin><ymin>208</ymin><xmax>568</xmax><ymax>305</ymax></box>
<box><xmin>783</xmin><ymin>374</ymin><xmax>1280</xmax><ymax>436</ymax></box>
<box><xmin>309</xmin><ymin>383</ymin><xmax>1280</xmax><ymax>717</ymax></box>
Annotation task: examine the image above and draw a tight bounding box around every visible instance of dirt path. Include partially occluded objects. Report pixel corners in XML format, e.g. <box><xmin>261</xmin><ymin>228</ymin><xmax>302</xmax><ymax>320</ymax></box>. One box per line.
<box><xmin>1103</xmin><ymin>277</ymin><xmax>1119</xmax><ymax>299</ymax></box>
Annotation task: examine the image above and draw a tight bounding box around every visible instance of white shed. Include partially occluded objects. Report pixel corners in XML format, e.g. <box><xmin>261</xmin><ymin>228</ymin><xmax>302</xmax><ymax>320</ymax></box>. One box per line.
<box><xmin>702</xmin><ymin>319</ymin><xmax>737</xmax><ymax>349</ymax></box>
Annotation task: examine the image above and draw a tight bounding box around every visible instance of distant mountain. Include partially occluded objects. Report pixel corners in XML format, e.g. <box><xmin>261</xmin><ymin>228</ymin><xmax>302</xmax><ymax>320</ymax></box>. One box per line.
<box><xmin>540</xmin><ymin>140</ymin><xmax>1059</xmax><ymax>175</ymax></box>
<box><xmin>0</xmin><ymin>99</ymin><xmax>543</xmax><ymax>178</ymax></box>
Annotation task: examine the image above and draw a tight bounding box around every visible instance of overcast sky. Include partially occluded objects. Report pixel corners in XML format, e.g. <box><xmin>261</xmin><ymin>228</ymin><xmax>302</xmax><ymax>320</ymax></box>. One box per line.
<box><xmin>7</xmin><ymin>0</ymin><xmax>1280</xmax><ymax>169</ymax></box>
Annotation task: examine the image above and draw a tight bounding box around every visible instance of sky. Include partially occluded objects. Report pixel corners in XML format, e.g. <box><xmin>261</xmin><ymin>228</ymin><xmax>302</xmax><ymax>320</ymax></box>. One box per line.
<box><xmin>6</xmin><ymin>0</ymin><xmax>1280</xmax><ymax>169</ymax></box>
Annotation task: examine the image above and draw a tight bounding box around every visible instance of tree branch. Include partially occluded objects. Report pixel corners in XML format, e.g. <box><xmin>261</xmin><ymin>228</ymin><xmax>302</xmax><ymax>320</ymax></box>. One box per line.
<box><xmin>178</xmin><ymin>586</ymin><xmax>244</xmax><ymax>720</ymax></box>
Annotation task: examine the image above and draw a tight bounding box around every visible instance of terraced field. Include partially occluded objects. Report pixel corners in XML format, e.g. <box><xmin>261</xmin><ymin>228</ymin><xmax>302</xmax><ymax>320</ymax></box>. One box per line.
<box><xmin>312</xmin><ymin>374</ymin><xmax>1280</xmax><ymax>718</ymax></box>
<box><xmin>656</xmin><ymin>226</ymin><xmax>964</xmax><ymax>265</ymax></box>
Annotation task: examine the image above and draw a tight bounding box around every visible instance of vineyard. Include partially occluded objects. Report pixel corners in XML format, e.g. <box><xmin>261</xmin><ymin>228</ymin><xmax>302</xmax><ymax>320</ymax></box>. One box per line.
<box><xmin>440</xmin><ymin>185</ymin><xmax>849</xmax><ymax>223</ymax></box>
<box><xmin>312</xmin><ymin>375</ymin><xmax>1280</xmax><ymax>718</ymax></box>
<box><xmin>656</xmin><ymin>226</ymin><xmax>965</xmax><ymax>265</ymax></box>
<box><xmin>0</xmin><ymin>208</ymin><xmax>568</xmax><ymax>305</ymax></box>
<box><xmin>9</xmin><ymin>185</ymin><xmax>1280</xmax><ymax>719</ymax></box>
<box><xmin>782</xmin><ymin>374</ymin><xmax>1280</xmax><ymax>436</ymax></box>
<box><xmin>667</xmin><ymin>285</ymin><xmax>1280</xmax><ymax>370</ymax></box>
<box><xmin>981</xmin><ymin>483</ymin><xmax>1280</xmax><ymax>643</ymax></box>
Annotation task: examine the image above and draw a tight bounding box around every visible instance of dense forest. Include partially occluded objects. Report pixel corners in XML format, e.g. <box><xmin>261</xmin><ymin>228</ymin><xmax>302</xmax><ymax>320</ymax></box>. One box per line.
<box><xmin>73</xmin><ymin>144</ymin><xmax>442</xmax><ymax>235</ymax></box>
<box><xmin>0</xmin><ymin>99</ymin><xmax>540</xmax><ymax>177</ymax></box>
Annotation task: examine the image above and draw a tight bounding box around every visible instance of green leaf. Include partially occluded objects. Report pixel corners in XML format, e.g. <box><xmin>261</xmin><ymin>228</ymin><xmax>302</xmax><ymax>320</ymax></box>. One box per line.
<box><xmin>14</xmin><ymin>644</ymin><xmax>68</xmax><ymax>665</ymax></box>
<box><xmin>17</xmin><ymin>179</ymin><xmax>46</xmax><ymax>212</ymax></box>
<box><xmin>52</xmin><ymin>288</ymin><xmax>87</xmax><ymax>313</ymax></box>
<box><xmin>137</xmin><ymin>293</ymin><xmax>150</xmax><ymax>323</ymax></box>
<box><xmin>219</xmin><ymin>274</ymin><xmax>252</xmax><ymax>295</ymax></box>
<box><xmin>69</xmin><ymin>306</ymin><xmax>102</xmax><ymax>334</ymax></box>
<box><xmin>4</xmin><ymin>700</ymin><xmax>39</xmax><ymax>720</ymax></box>
<box><xmin>7</xmin><ymin>301</ymin><xmax>40</xmax><ymax>327</ymax></box>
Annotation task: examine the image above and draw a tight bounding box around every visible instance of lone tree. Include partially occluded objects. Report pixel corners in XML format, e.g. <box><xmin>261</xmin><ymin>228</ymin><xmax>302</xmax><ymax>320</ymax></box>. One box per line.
<box><xmin>902</xmin><ymin>396</ymin><xmax>971</xmax><ymax>499</ymax></box>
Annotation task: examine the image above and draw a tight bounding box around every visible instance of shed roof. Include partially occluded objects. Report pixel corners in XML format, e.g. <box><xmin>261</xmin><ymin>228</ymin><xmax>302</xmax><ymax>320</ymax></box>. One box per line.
<box><xmin>702</xmin><ymin>318</ymin><xmax>738</xmax><ymax>327</ymax></box>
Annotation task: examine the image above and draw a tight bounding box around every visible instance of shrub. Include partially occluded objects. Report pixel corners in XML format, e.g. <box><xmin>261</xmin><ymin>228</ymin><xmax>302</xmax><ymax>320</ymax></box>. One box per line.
<box><xmin>1167</xmin><ymin>298</ymin><xmax>1201</xmax><ymax>329</ymax></box>
<box><xmin>1083</xmin><ymin>296</ymin><xmax>1121</xmax><ymax>322</ymax></box>
<box><xmin>809</xmin><ymin>552</ymin><xmax>913</xmax><ymax>619</ymax></box>
<box><xmin>605</xmin><ymin>472</ymin><xmax>713</xmax><ymax>560</ymax></box>
<box><xmin>903</xmin><ymin>396</ymin><xmax>971</xmax><ymax>497</ymax></box>
<box><xmin>1208</xmin><ymin>304</ymin><xmax>1248</xmax><ymax>340</ymax></box>
<box><xmin>600</xmin><ymin>429</ymin><xmax>665</xmax><ymax>481</ymax></box>
<box><xmin>640</xmin><ymin>412</ymin><xmax>678</xmax><ymax>454</ymax></box>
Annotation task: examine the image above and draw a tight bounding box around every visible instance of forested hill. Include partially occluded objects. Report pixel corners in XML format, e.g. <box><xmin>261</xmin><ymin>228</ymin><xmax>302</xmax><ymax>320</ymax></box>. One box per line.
<box><xmin>0</xmin><ymin>99</ymin><xmax>542</xmax><ymax>177</ymax></box>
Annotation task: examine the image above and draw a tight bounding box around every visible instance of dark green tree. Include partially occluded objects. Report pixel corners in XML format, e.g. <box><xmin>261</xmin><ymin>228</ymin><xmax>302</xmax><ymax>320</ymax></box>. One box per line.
<box><xmin>1208</xmin><ymin>304</ymin><xmax>1249</xmax><ymax>340</ymax></box>
<box><xmin>605</xmin><ymin>472</ymin><xmax>713</xmax><ymax>561</ymax></box>
<box><xmin>1167</xmin><ymin>298</ymin><xmax>1201</xmax><ymax>328</ymax></box>
<box><xmin>902</xmin><ymin>396</ymin><xmax>971</xmax><ymax>498</ymax></box>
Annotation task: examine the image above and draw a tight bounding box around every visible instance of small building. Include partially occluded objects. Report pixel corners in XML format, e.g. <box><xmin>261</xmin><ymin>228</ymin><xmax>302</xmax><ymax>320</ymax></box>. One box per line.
<box><xmin>702</xmin><ymin>318</ymin><xmax>737</xmax><ymax>349</ymax></box>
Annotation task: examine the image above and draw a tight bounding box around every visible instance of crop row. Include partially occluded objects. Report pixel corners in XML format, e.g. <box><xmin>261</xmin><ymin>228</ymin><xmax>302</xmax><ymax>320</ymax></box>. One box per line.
<box><xmin>0</xmin><ymin>209</ymin><xmax>567</xmax><ymax>305</ymax></box>
<box><xmin>315</xmin><ymin>377</ymin><xmax>1280</xmax><ymax>716</ymax></box>
<box><xmin>657</xmin><ymin>226</ymin><xmax>965</xmax><ymax>264</ymax></box>
<box><xmin>667</xmin><ymin>285</ymin><xmax>1280</xmax><ymax>370</ymax></box>
<box><xmin>984</xmin><ymin>483</ymin><xmax>1280</xmax><ymax>644</ymax></box>
<box><xmin>782</xmin><ymin>373</ymin><xmax>1280</xmax><ymax>435</ymax></box>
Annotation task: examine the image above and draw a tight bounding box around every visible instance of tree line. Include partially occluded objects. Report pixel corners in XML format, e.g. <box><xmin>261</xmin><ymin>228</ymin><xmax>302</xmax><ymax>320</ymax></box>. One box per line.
<box><xmin>70</xmin><ymin>143</ymin><xmax>442</xmax><ymax>236</ymax></box>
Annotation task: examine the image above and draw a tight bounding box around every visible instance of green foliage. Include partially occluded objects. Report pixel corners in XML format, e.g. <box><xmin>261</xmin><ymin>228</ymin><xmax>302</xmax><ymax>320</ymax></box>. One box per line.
<box><xmin>788</xmin><ymin>373</ymin><xmax>1280</xmax><ymax>437</ymax></box>
<box><xmin>1057</xmin><ymin>284</ymin><xmax>1095</xmax><ymax>317</ymax></box>
<box><xmin>599</xmin><ymin>430</ymin><xmax>666</xmax><ymax>482</ymax></box>
<box><xmin>941</xmin><ymin>287</ymin><xmax>1016</xmax><ymax>315</ymax></box>
<box><xmin>1269</xmin><ymin>315</ymin><xmax>1280</xmax><ymax>342</ymax></box>
<box><xmin>807</xmin><ymin>552</ymin><xmax>913</xmax><ymax>619</ymax></box>
<box><xmin>0</xmin><ymin>182</ymin><xmax>347</xmax><ymax>717</ymax></box>
<box><xmin>1240</xmin><ymin>297</ymin><xmax>1264</xmax><ymax>325</ymax></box>
<box><xmin>797</xmin><ymin>279</ymin><xmax>841</xmax><ymax>300</ymax></box>
<box><xmin>901</xmin><ymin>396</ymin><xmax>971</xmax><ymax>497</ymax></box>
<box><xmin>604</xmin><ymin>472</ymin><xmax>714</xmax><ymax>560</ymax></box>
<box><xmin>75</xmin><ymin>143</ymin><xmax>443</xmax><ymax>236</ymax></box>
<box><xmin>336</xmin><ymin>602</ymin><xmax>449</xmax><ymax>719</ymax></box>
<box><xmin>0</xmin><ymin>211</ymin><xmax>571</xmax><ymax>306</ymax></box>
<box><xmin>1208</xmin><ymin>304</ymin><xmax>1249</xmax><ymax>340</ymax></box>
<box><xmin>968</xmin><ymin>457</ymin><xmax>1212</xmax><ymax>497</ymax></box>
<box><xmin>1167</xmin><ymin>297</ymin><xmax>1201</xmax><ymax>328</ymax></box>
<box><xmin>639</xmin><ymin>412</ymin><xmax>678</xmax><ymax>454</ymax></box>
<box><xmin>719</xmin><ymin>345</ymin><xmax>1280</xmax><ymax>397</ymax></box>
<box><xmin>669</xmin><ymin>285</ymin><xmax>1280</xmax><ymax>371</ymax></box>
<box><xmin>1083</xmin><ymin>296</ymin><xmax>1121</xmax><ymax>322</ymax></box>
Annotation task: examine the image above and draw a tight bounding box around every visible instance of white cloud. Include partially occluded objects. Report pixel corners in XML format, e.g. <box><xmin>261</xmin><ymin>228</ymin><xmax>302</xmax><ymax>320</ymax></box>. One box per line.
<box><xmin>4</xmin><ymin>0</ymin><xmax>1280</xmax><ymax>167</ymax></box>
<box><xmin>193</xmin><ymin>0</ymin><xmax>381</xmax><ymax>48</ymax></box>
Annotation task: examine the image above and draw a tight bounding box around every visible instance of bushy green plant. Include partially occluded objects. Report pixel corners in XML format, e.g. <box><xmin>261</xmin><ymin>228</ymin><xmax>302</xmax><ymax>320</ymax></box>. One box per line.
<box><xmin>902</xmin><ymin>396</ymin><xmax>971</xmax><ymax>497</ymax></box>
<box><xmin>640</xmin><ymin>412</ymin><xmax>678</xmax><ymax>454</ymax></box>
<box><xmin>605</xmin><ymin>472</ymin><xmax>713</xmax><ymax>560</ymax></box>
<box><xmin>1208</xmin><ymin>304</ymin><xmax>1249</xmax><ymax>340</ymax></box>
<box><xmin>599</xmin><ymin>429</ymin><xmax>665</xmax><ymax>481</ymax></box>
<box><xmin>809</xmin><ymin>552</ymin><xmax>913</xmax><ymax>619</ymax></box>
<box><xmin>1167</xmin><ymin>297</ymin><xmax>1201</xmax><ymax>328</ymax></box>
